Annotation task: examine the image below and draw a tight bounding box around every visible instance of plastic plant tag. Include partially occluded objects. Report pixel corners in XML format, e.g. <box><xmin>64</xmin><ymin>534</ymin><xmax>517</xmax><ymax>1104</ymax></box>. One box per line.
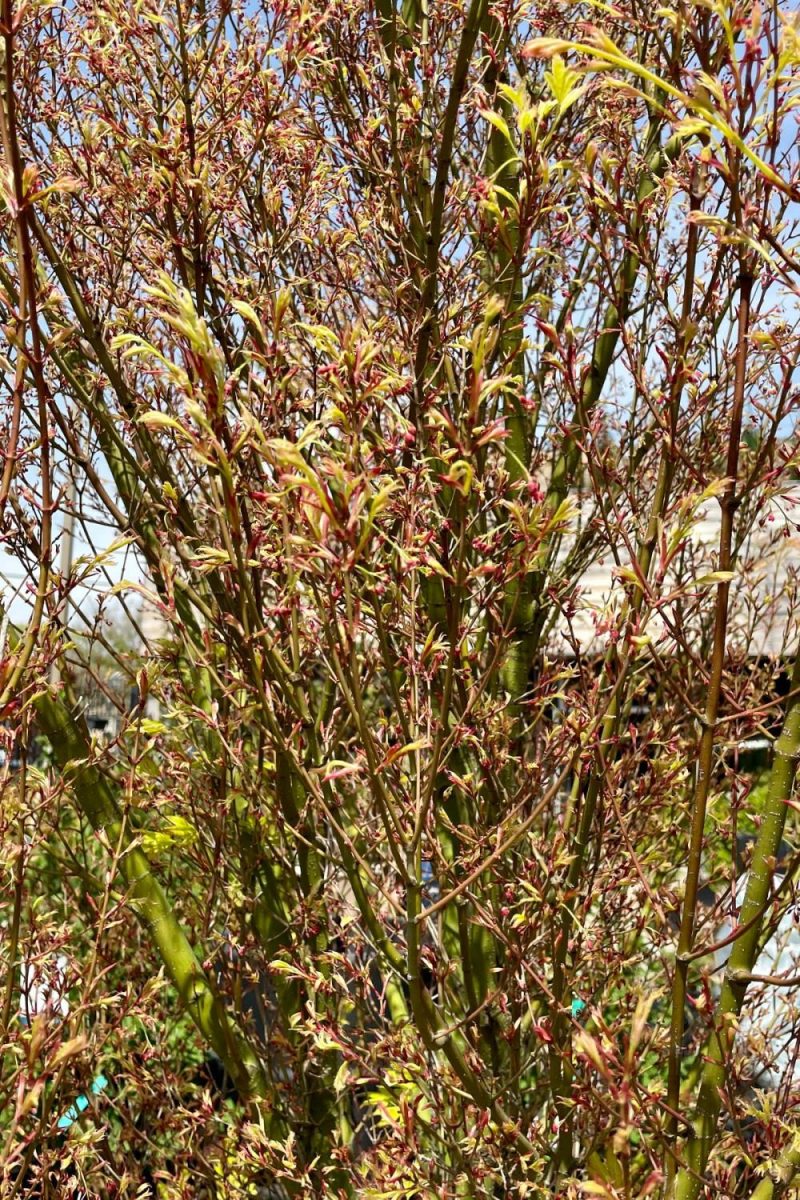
<box><xmin>56</xmin><ymin>1074</ymin><xmax>109</xmax><ymax>1131</ymax></box>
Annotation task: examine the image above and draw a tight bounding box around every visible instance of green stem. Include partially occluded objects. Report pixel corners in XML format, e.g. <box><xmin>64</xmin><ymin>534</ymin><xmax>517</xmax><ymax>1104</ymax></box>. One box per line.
<box><xmin>34</xmin><ymin>686</ymin><xmax>269</xmax><ymax>1105</ymax></box>
<box><xmin>673</xmin><ymin>648</ymin><xmax>800</xmax><ymax>1199</ymax></box>
<box><xmin>548</xmin><ymin>162</ymin><xmax>704</xmax><ymax>1178</ymax></box>
<box><xmin>412</xmin><ymin>0</ymin><xmax>488</xmax><ymax>416</ymax></box>
<box><xmin>667</xmin><ymin>265</ymin><xmax>753</xmax><ymax>1193</ymax></box>
<box><xmin>748</xmin><ymin>1128</ymin><xmax>800</xmax><ymax>1200</ymax></box>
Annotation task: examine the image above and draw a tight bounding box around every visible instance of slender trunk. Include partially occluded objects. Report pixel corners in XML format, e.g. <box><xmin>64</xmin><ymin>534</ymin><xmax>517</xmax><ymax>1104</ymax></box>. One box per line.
<box><xmin>666</xmin><ymin>265</ymin><xmax>753</xmax><ymax>1193</ymax></box>
<box><xmin>748</xmin><ymin>1127</ymin><xmax>800</xmax><ymax>1200</ymax></box>
<box><xmin>549</xmin><ymin>163</ymin><xmax>703</xmax><ymax>1179</ymax></box>
<box><xmin>33</xmin><ymin>686</ymin><xmax>271</xmax><ymax>1106</ymax></box>
<box><xmin>673</xmin><ymin>647</ymin><xmax>800</xmax><ymax>1198</ymax></box>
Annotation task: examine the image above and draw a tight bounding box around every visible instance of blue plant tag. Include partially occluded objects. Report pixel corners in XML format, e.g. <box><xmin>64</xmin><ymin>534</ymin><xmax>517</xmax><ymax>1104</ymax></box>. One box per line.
<box><xmin>57</xmin><ymin>1095</ymin><xmax>87</xmax><ymax>1130</ymax></box>
<box><xmin>57</xmin><ymin>1074</ymin><xmax>109</xmax><ymax>1130</ymax></box>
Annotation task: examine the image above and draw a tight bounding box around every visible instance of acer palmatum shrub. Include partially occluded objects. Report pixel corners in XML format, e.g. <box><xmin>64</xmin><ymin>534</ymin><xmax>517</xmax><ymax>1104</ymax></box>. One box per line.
<box><xmin>3</xmin><ymin>0</ymin><xmax>800</xmax><ymax>1196</ymax></box>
